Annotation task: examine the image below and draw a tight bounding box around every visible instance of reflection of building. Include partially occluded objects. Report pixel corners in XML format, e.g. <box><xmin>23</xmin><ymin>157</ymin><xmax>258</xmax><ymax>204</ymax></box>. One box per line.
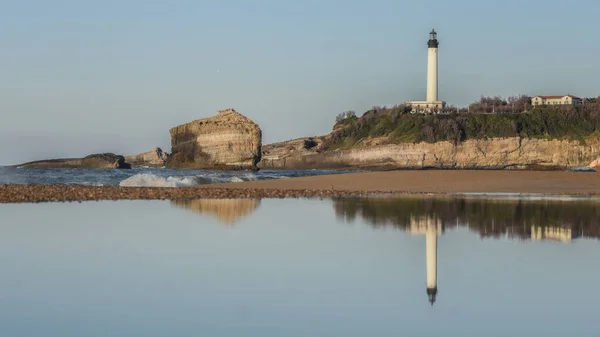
<box><xmin>170</xmin><ymin>199</ymin><xmax>260</xmax><ymax>225</ymax></box>
<box><xmin>530</xmin><ymin>225</ymin><xmax>580</xmax><ymax>243</ymax></box>
<box><xmin>409</xmin><ymin>216</ymin><xmax>444</xmax><ymax>305</ymax></box>
<box><xmin>406</xmin><ymin>30</ymin><xmax>446</xmax><ymax>113</ymax></box>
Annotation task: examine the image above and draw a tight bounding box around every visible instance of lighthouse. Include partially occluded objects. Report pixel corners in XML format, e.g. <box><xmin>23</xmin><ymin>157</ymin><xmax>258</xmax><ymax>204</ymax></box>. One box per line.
<box><xmin>426</xmin><ymin>29</ymin><xmax>439</xmax><ymax>103</ymax></box>
<box><xmin>406</xmin><ymin>29</ymin><xmax>446</xmax><ymax>113</ymax></box>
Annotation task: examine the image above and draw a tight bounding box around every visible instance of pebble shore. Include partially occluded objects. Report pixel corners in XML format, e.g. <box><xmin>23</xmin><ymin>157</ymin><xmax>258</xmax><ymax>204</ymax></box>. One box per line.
<box><xmin>2</xmin><ymin>170</ymin><xmax>599</xmax><ymax>203</ymax></box>
<box><xmin>0</xmin><ymin>185</ymin><xmax>396</xmax><ymax>204</ymax></box>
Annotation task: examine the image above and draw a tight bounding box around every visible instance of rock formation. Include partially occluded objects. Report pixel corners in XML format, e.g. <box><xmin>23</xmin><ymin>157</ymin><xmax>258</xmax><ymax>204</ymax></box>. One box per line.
<box><xmin>590</xmin><ymin>157</ymin><xmax>600</xmax><ymax>170</ymax></box>
<box><xmin>170</xmin><ymin>199</ymin><xmax>261</xmax><ymax>225</ymax></box>
<box><xmin>125</xmin><ymin>147</ymin><xmax>169</xmax><ymax>167</ymax></box>
<box><xmin>17</xmin><ymin>153</ymin><xmax>131</xmax><ymax>169</ymax></box>
<box><xmin>259</xmin><ymin>136</ymin><xmax>600</xmax><ymax>170</ymax></box>
<box><xmin>167</xmin><ymin>109</ymin><xmax>262</xmax><ymax>170</ymax></box>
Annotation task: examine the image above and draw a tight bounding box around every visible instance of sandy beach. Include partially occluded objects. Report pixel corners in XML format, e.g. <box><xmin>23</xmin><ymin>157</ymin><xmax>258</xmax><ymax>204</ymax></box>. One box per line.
<box><xmin>212</xmin><ymin>170</ymin><xmax>600</xmax><ymax>194</ymax></box>
<box><xmin>1</xmin><ymin>170</ymin><xmax>600</xmax><ymax>203</ymax></box>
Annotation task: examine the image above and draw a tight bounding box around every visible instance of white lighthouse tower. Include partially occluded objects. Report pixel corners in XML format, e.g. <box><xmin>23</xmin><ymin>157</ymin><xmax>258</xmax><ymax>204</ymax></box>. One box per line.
<box><xmin>426</xmin><ymin>29</ymin><xmax>439</xmax><ymax>103</ymax></box>
<box><xmin>407</xmin><ymin>29</ymin><xmax>446</xmax><ymax>113</ymax></box>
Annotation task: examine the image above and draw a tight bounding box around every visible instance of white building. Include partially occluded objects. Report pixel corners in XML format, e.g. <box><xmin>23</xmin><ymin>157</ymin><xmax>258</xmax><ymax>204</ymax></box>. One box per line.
<box><xmin>406</xmin><ymin>30</ymin><xmax>446</xmax><ymax>113</ymax></box>
<box><xmin>531</xmin><ymin>95</ymin><xmax>582</xmax><ymax>106</ymax></box>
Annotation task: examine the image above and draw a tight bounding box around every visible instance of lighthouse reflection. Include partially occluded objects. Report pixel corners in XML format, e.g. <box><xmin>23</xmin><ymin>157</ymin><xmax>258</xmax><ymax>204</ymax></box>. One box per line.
<box><xmin>407</xmin><ymin>215</ymin><xmax>443</xmax><ymax>305</ymax></box>
<box><xmin>333</xmin><ymin>196</ymin><xmax>600</xmax><ymax>305</ymax></box>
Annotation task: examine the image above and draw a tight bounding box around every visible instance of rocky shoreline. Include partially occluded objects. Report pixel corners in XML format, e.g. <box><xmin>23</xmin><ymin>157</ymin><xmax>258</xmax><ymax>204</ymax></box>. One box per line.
<box><xmin>3</xmin><ymin>168</ymin><xmax>600</xmax><ymax>203</ymax></box>
<box><xmin>0</xmin><ymin>185</ymin><xmax>392</xmax><ymax>203</ymax></box>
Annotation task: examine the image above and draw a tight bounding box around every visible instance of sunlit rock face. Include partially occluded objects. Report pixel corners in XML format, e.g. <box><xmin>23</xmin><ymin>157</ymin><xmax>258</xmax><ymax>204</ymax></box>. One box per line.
<box><xmin>170</xmin><ymin>199</ymin><xmax>261</xmax><ymax>225</ymax></box>
<box><xmin>590</xmin><ymin>157</ymin><xmax>600</xmax><ymax>170</ymax></box>
<box><xmin>259</xmin><ymin>136</ymin><xmax>600</xmax><ymax>170</ymax></box>
<box><xmin>125</xmin><ymin>147</ymin><xmax>169</xmax><ymax>167</ymax></box>
<box><xmin>167</xmin><ymin>109</ymin><xmax>262</xmax><ymax>170</ymax></box>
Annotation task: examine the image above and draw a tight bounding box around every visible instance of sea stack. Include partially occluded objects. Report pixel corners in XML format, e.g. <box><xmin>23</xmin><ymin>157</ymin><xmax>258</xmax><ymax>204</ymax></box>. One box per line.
<box><xmin>166</xmin><ymin>109</ymin><xmax>262</xmax><ymax>170</ymax></box>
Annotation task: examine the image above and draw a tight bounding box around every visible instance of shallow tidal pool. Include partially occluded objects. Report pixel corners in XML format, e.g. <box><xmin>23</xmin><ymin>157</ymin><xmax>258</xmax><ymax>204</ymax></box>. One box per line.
<box><xmin>1</xmin><ymin>196</ymin><xmax>599</xmax><ymax>337</ymax></box>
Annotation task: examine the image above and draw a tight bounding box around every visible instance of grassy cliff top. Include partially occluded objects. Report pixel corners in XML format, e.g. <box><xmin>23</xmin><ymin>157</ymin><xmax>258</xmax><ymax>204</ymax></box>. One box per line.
<box><xmin>324</xmin><ymin>103</ymin><xmax>600</xmax><ymax>150</ymax></box>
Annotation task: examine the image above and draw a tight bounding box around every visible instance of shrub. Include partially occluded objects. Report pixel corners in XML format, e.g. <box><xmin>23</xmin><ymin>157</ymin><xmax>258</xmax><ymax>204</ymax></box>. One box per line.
<box><xmin>303</xmin><ymin>138</ymin><xmax>318</xmax><ymax>150</ymax></box>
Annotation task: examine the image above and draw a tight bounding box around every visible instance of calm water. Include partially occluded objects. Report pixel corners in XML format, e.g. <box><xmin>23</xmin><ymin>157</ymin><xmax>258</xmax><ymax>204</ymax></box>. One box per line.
<box><xmin>1</xmin><ymin>196</ymin><xmax>599</xmax><ymax>337</ymax></box>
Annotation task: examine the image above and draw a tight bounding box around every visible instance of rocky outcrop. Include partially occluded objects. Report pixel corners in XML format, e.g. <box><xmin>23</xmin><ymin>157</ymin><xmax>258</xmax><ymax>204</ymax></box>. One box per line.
<box><xmin>167</xmin><ymin>109</ymin><xmax>262</xmax><ymax>170</ymax></box>
<box><xmin>125</xmin><ymin>147</ymin><xmax>169</xmax><ymax>167</ymax></box>
<box><xmin>17</xmin><ymin>153</ymin><xmax>131</xmax><ymax>169</ymax></box>
<box><xmin>170</xmin><ymin>199</ymin><xmax>261</xmax><ymax>225</ymax></box>
<box><xmin>259</xmin><ymin>137</ymin><xmax>600</xmax><ymax>170</ymax></box>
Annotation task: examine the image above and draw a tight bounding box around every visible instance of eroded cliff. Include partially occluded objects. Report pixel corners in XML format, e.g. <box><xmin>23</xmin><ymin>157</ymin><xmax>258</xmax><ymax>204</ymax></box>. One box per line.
<box><xmin>167</xmin><ymin>109</ymin><xmax>262</xmax><ymax>170</ymax></box>
<box><xmin>259</xmin><ymin>136</ymin><xmax>600</xmax><ymax>170</ymax></box>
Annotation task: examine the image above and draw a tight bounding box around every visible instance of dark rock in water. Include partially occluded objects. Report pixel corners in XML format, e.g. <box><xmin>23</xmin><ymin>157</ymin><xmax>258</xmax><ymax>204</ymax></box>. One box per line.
<box><xmin>16</xmin><ymin>153</ymin><xmax>131</xmax><ymax>169</ymax></box>
<box><xmin>81</xmin><ymin>153</ymin><xmax>131</xmax><ymax>169</ymax></box>
<box><xmin>568</xmin><ymin>166</ymin><xmax>597</xmax><ymax>172</ymax></box>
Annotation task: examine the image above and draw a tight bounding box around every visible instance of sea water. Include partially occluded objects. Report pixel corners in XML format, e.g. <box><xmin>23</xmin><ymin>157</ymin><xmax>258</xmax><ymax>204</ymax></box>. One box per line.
<box><xmin>0</xmin><ymin>166</ymin><xmax>356</xmax><ymax>187</ymax></box>
<box><xmin>0</xmin><ymin>196</ymin><xmax>598</xmax><ymax>337</ymax></box>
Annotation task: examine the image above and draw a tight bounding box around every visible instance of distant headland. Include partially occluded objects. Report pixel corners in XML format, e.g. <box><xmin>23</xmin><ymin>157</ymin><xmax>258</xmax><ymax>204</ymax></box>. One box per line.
<box><xmin>10</xmin><ymin>29</ymin><xmax>600</xmax><ymax>172</ymax></box>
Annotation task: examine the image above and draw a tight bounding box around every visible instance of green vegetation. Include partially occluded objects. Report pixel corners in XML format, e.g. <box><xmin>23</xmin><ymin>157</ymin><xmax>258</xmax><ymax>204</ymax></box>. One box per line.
<box><xmin>326</xmin><ymin>96</ymin><xmax>600</xmax><ymax>150</ymax></box>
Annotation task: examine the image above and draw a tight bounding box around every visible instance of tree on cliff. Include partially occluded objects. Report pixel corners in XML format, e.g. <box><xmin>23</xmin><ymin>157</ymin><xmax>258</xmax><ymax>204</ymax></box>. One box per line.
<box><xmin>335</xmin><ymin>110</ymin><xmax>356</xmax><ymax>123</ymax></box>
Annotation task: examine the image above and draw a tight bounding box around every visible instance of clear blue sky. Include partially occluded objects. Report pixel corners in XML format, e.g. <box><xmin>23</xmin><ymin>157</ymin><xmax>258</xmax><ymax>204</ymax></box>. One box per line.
<box><xmin>1</xmin><ymin>0</ymin><xmax>599</xmax><ymax>164</ymax></box>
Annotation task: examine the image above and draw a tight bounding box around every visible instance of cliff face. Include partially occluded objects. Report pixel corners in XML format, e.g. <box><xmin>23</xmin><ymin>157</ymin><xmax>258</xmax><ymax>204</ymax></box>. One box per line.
<box><xmin>259</xmin><ymin>137</ymin><xmax>600</xmax><ymax>170</ymax></box>
<box><xmin>167</xmin><ymin>109</ymin><xmax>262</xmax><ymax>170</ymax></box>
<box><xmin>125</xmin><ymin>147</ymin><xmax>169</xmax><ymax>167</ymax></box>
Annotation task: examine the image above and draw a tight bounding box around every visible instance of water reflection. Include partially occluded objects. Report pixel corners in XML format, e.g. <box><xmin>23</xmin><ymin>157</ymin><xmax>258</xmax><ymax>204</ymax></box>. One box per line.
<box><xmin>333</xmin><ymin>196</ymin><xmax>600</xmax><ymax>242</ymax></box>
<box><xmin>407</xmin><ymin>215</ymin><xmax>442</xmax><ymax>305</ymax></box>
<box><xmin>2</xmin><ymin>197</ymin><xmax>599</xmax><ymax>336</ymax></box>
<box><xmin>333</xmin><ymin>196</ymin><xmax>600</xmax><ymax>306</ymax></box>
<box><xmin>170</xmin><ymin>198</ymin><xmax>260</xmax><ymax>225</ymax></box>
<box><xmin>169</xmin><ymin>195</ymin><xmax>600</xmax><ymax>307</ymax></box>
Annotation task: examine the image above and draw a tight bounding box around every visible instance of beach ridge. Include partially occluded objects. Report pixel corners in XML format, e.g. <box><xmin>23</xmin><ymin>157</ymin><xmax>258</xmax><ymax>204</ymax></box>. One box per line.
<box><xmin>1</xmin><ymin>170</ymin><xmax>600</xmax><ymax>203</ymax></box>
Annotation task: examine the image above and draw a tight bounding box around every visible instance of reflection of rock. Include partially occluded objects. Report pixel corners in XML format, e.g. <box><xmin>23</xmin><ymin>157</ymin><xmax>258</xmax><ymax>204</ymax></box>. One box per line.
<box><xmin>170</xmin><ymin>198</ymin><xmax>261</xmax><ymax>225</ymax></box>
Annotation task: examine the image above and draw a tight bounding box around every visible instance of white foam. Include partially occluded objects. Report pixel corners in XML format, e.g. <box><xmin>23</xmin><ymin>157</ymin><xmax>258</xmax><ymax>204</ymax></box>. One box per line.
<box><xmin>118</xmin><ymin>173</ymin><xmax>260</xmax><ymax>187</ymax></box>
<box><xmin>119</xmin><ymin>174</ymin><xmax>197</xmax><ymax>187</ymax></box>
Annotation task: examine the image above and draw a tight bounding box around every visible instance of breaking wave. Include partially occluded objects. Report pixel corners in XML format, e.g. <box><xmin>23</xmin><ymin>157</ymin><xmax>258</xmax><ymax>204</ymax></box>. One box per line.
<box><xmin>118</xmin><ymin>173</ymin><xmax>258</xmax><ymax>187</ymax></box>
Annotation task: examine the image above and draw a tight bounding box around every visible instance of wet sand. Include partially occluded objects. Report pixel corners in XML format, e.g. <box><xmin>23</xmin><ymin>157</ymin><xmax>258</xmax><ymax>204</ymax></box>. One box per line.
<box><xmin>1</xmin><ymin>170</ymin><xmax>599</xmax><ymax>203</ymax></box>
<box><xmin>211</xmin><ymin>170</ymin><xmax>600</xmax><ymax>194</ymax></box>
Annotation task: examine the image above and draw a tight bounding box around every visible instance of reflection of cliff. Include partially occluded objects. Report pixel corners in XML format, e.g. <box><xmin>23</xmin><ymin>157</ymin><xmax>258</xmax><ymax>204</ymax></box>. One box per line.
<box><xmin>333</xmin><ymin>197</ymin><xmax>600</xmax><ymax>242</ymax></box>
<box><xmin>171</xmin><ymin>199</ymin><xmax>261</xmax><ymax>225</ymax></box>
